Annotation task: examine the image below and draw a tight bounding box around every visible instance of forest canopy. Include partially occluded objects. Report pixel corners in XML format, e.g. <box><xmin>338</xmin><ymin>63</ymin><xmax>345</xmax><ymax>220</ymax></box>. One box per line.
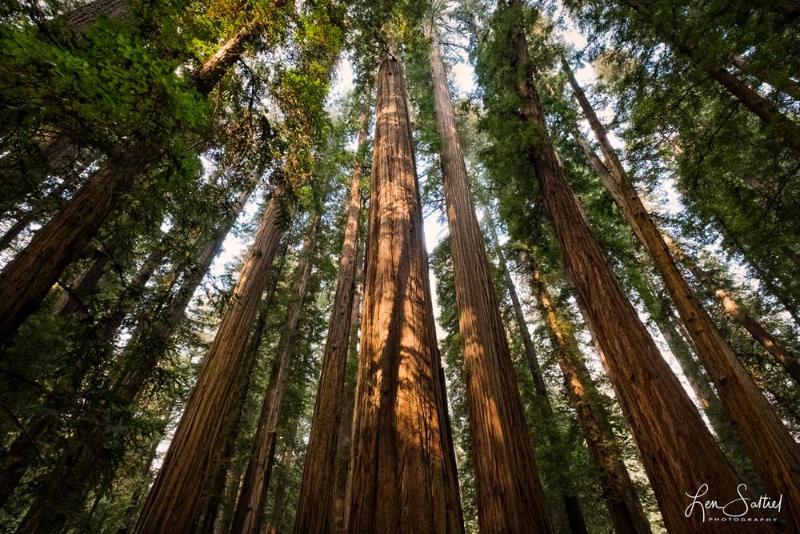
<box><xmin>0</xmin><ymin>0</ymin><xmax>798</xmax><ymax>532</ymax></box>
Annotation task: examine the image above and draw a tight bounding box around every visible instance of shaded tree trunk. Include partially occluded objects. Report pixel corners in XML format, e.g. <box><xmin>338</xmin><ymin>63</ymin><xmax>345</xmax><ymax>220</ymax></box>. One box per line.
<box><xmin>133</xmin><ymin>184</ymin><xmax>289</xmax><ymax>533</ymax></box>
<box><xmin>53</xmin><ymin>248</ymin><xmax>110</xmax><ymax>316</ymax></box>
<box><xmin>565</xmin><ymin>60</ymin><xmax>800</xmax><ymax>527</ymax></box>
<box><xmin>526</xmin><ymin>254</ymin><xmax>652</xmax><ymax>534</ymax></box>
<box><xmin>344</xmin><ymin>55</ymin><xmax>463</xmax><ymax>534</ymax></box>
<box><xmin>505</xmin><ymin>3</ymin><xmax>760</xmax><ymax>530</ymax></box>
<box><xmin>485</xmin><ymin>218</ymin><xmax>585</xmax><ymax>534</ymax></box>
<box><xmin>0</xmin><ymin>21</ymin><xmax>265</xmax><ymax>346</ymax></box>
<box><xmin>9</xmin><ymin>189</ymin><xmax>255</xmax><ymax>533</ymax></box>
<box><xmin>619</xmin><ymin>0</ymin><xmax>800</xmax><ymax>154</ymax></box>
<box><xmin>231</xmin><ymin>212</ymin><xmax>319</xmax><ymax>534</ymax></box>
<box><xmin>195</xmin><ymin>242</ymin><xmax>289</xmax><ymax>534</ymax></box>
<box><xmin>332</xmin><ymin>228</ymin><xmax>365</xmax><ymax>534</ymax></box>
<box><xmin>428</xmin><ymin>28</ymin><xmax>551</xmax><ymax>534</ymax></box>
<box><xmin>265</xmin><ymin>416</ymin><xmax>301</xmax><ymax>534</ymax></box>
<box><xmin>294</xmin><ymin>96</ymin><xmax>369</xmax><ymax>534</ymax></box>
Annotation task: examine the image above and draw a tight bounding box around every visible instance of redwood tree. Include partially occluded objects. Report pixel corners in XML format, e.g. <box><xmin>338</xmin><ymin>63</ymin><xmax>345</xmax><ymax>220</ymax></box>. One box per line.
<box><xmin>344</xmin><ymin>54</ymin><xmax>463</xmax><ymax>534</ymax></box>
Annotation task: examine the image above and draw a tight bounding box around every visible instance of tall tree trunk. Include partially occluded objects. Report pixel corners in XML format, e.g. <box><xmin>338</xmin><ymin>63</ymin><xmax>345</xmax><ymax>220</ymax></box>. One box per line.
<box><xmin>679</xmin><ymin>251</ymin><xmax>800</xmax><ymax>384</ymax></box>
<box><xmin>527</xmin><ymin>251</ymin><xmax>654</xmax><ymax>533</ymax></box>
<box><xmin>428</xmin><ymin>28</ymin><xmax>551</xmax><ymax>534</ymax></box>
<box><xmin>0</xmin><ymin>21</ymin><xmax>264</xmax><ymax>346</ymax></box>
<box><xmin>133</xmin><ymin>184</ymin><xmax>289</xmax><ymax>533</ymax></box>
<box><xmin>504</xmin><ymin>3</ymin><xmax>760</xmax><ymax>530</ymax></box>
<box><xmin>195</xmin><ymin>243</ymin><xmax>289</xmax><ymax>534</ymax></box>
<box><xmin>731</xmin><ymin>55</ymin><xmax>800</xmax><ymax>102</ymax></box>
<box><xmin>333</xmin><ymin>231</ymin><xmax>365</xmax><ymax>534</ymax></box>
<box><xmin>564</xmin><ymin>60</ymin><xmax>800</xmax><ymax>527</ymax></box>
<box><xmin>265</xmin><ymin>415</ymin><xmax>301</xmax><ymax>534</ymax></box>
<box><xmin>344</xmin><ymin>55</ymin><xmax>463</xmax><ymax>534</ymax></box>
<box><xmin>486</xmin><ymin>219</ymin><xmax>585</xmax><ymax>533</ymax></box>
<box><xmin>9</xmin><ymin>189</ymin><xmax>255</xmax><ymax>533</ymax></box>
<box><xmin>231</xmin><ymin>212</ymin><xmax>319</xmax><ymax>534</ymax></box>
<box><xmin>294</xmin><ymin>97</ymin><xmax>369</xmax><ymax>534</ymax></box>
<box><xmin>619</xmin><ymin>0</ymin><xmax>800</xmax><ymax>154</ymax></box>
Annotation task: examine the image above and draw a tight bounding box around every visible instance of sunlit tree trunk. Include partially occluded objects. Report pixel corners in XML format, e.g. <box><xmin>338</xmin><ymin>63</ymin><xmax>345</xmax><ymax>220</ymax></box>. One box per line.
<box><xmin>294</xmin><ymin>97</ymin><xmax>369</xmax><ymax>534</ymax></box>
<box><xmin>344</xmin><ymin>55</ymin><xmax>463</xmax><ymax>534</ymax></box>
<box><xmin>134</xmin><ymin>184</ymin><xmax>289</xmax><ymax>533</ymax></box>
<box><xmin>565</xmin><ymin>60</ymin><xmax>800</xmax><ymax>527</ymax></box>
<box><xmin>231</xmin><ymin>212</ymin><xmax>319</xmax><ymax>534</ymax></box>
<box><xmin>0</xmin><ymin>21</ymin><xmax>264</xmax><ymax>346</ymax></box>
<box><xmin>505</xmin><ymin>3</ymin><xmax>759</xmax><ymax>530</ymax></box>
<box><xmin>428</xmin><ymin>28</ymin><xmax>551</xmax><ymax>533</ymax></box>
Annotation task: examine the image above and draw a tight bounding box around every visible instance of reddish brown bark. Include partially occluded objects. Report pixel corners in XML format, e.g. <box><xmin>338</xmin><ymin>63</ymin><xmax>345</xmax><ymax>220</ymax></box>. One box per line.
<box><xmin>265</xmin><ymin>416</ymin><xmax>301</xmax><ymax>534</ymax></box>
<box><xmin>620</xmin><ymin>0</ymin><xmax>800</xmax><ymax>154</ymax></box>
<box><xmin>428</xmin><ymin>29</ymin><xmax>552</xmax><ymax>533</ymax></box>
<box><xmin>344</xmin><ymin>55</ymin><xmax>463</xmax><ymax>534</ymax></box>
<box><xmin>506</xmin><ymin>3</ymin><xmax>762</xmax><ymax>530</ymax></box>
<box><xmin>134</xmin><ymin>186</ymin><xmax>289</xmax><ymax>533</ymax></box>
<box><xmin>295</xmin><ymin>98</ymin><xmax>369</xmax><ymax>534</ymax></box>
<box><xmin>0</xmin><ymin>23</ymin><xmax>264</xmax><ymax>346</ymax></box>
<box><xmin>527</xmin><ymin>257</ymin><xmax>652</xmax><ymax>534</ymax></box>
<box><xmin>230</xmin><ymin>212</ymin><xmax>319</xmax><ymax>534</ymax></box>
<box><xmin>485</xmin><ymin>219</ymin><xmax>585</xmax><ymax>533</ymax></box>
<box><xmin>565</xmin><ymin>60</ymin><xmax>800</xmax><ymax>527</ymax></box>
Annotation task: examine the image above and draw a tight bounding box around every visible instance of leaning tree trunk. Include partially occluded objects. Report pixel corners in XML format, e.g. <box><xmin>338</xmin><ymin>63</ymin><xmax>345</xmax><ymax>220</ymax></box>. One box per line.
<box><xmin>679</xmin><ymin>250</ymin><xmax>800</xmax><ymax>384</ymax></box>
<box><xmin>294</xmin><ymin>97</ymin><xmax>369</xmax><ymax>534</ymax></box>
<box><xmin>344</xmin><ymin>55</ymin><xmax>463</xmax><ymax>534</ymax></box>
<box><xmin>0</xmin><ymin>20</ymin><xmax>262</xmax><ymax>346</ymax></box>
<box><xmin>526</xmin><ymin>254</ymin><xmax>652</xmax><ymax>534</ymax></box>
<box><xmin>53</xmin><ymin>248</ymin><xmax>110</xmax><ymax>316</ymax></box>
<box><xmin>619</xmin><ymin>0</ymin><xmax>800</xmax><ymax>154</ymax></box>
<box><xmin>133</xmin><ymin>184</ymin><xmax>290</xmax><ymax>533</ymax></box>
<box><xmin>505</xmin><ymin>3</ymin><xmax>762</xmax><ymax>530</ymax></box>
<box><xmin>195</xmin><ymin>242</ymin><xmax>289</xmax><ymax>534</ymax></box>
<box><xmin>428</xmin><ymin>28</ymin><xmax>551</xmax><ymax>534</ymax></box>
<box><xmin>9</xmin><ymin>188</ymin><xmax>256</xmax><ymax>533</ymax></box>
<box><xmin>485</xmin><ymin>217</ymin><xmax>584</xmax><ymax>533</ymax></box>
<box><xmin>564</xmin><ymin>60</ymin><xmax>800</xmax><ymax>527</ymax></box>
<box><xmin>230</xmin><ymin>213</ymin><xmax>318</xmax><ymax>534</ymax></box>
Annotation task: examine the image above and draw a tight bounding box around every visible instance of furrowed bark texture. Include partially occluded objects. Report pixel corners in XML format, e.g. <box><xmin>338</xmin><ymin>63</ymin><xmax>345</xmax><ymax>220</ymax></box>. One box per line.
<box><xmin>620</xmin><ymin>0</ymin><xmax>800</xmax><ymax>154</ymax></box>
<box><xmin>344</xmin><ymin>55</ymin><xmax>463</xmax><ymax>534</ymax></box>
<box><xmin>294</xmin><ymin>97</ymin><xmax>369</xmax><ymax>534</ymax></box>
<box><xmin>490</xmin><ymin>220</ymin><xmax>593</xmax><ymax>533</ymax></box>
<box><xmin>429</xmin><ymin>29</ymin><xmax>552</xmax><ymax>534</ymax></box>
<box><xmin>528</xmin><ymin>257</ymin><xmax>651</xmax><ymax>534</ymax></box>
<box><xmin>565</xmin><ymin>62</ymin><xmax>800</xmax><ymax>527</ymax></box>
<box><xmin>231</xmin><ymin>212</ymin><xmax>319</xmax><ymax>534</ymax></box>
<box><xmin>506</xmin><ymin>3</ymin><xmax>761</xmax><ymax>530</ymax></box>
<box><xmin>0</xmin><ymin>22</ymin><xmax>260</xmax><ymax>346</ymax></box>
<box><xmin>134</xmin><ymin>187</ymin><xmax>288</xmax><ymax>533</ymax></box>
<box><xmin>196</xmin><ymin>244</ymin><xmax>288</xmax><ymax>534</ymax></box>
<box><xmin>333</xmin><ymin>233</ymin><xmax>365</xmax><ymax>534</ymax></box>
